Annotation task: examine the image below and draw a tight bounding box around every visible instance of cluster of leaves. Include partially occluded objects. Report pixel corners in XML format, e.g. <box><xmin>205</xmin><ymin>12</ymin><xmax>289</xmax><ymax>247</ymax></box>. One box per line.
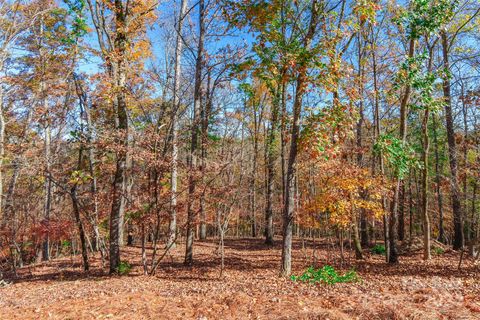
<box><xmin>116</xmin><ymin>261</ymin><xmax>132</xmax><ymax>275</ymax></box>
<box><xmin>62</xmin><ymin>0</ymin><xmax>88</xmax><ymax>43</ymax></box>
<box><xmin>433</xmin><ymin>247</ymin><xmax>445</xmax><ymax>255</ymax></box>
<box><xmin>393</xmin><ymin>52</ymin><xmax>444</xmax><ymax>112</ymax></box>
<box><xmin>291</xmin><ymin>265</ymin><xmax>359</xmax><ymax>285</ymax></box>
<box><xmin>395</xmin><ymin>0</ymin><xmax>458</xmax><ymax>39</ymax></box>
<box><xmin>371</xmin><ymin>244</ymin><xmax>386</xmax><ymax>255</ymax></box>
<box><xmin>374</xmin><ymin>134</ymin><xmax>420</xmax><ymax>179</ymax></box>
<box><xmin>301</xmin><ymin>162</ymin><xmax>388</xmax><ymax>229</ymax></box>
<box><xmin>353</xmin><ymin>0</ymin><xmax>381</xmax><ymax>24</ymax></box>
<box><xmin>301</xmin><ymin>104</ymin><xmax>358</xmax><ymax>161</ymax></box>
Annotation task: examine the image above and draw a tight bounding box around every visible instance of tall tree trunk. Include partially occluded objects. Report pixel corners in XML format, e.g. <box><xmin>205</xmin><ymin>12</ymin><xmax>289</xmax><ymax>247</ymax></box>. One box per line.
<box><xmin>441</xmin><ymin>30</ymin><xmax>463</xmax><ymax>250</ymax></box>
<box><xmin>389</xmin><ymin>38</ymin><xmax>415</xmax><ymax>264</ymax></box>
<box><xmin>185</xmin><ymin>0</ymin><xmax>205</xmax><ymax>265</ymax></box>
<box><xmin>38</xmin><ymin>17</ymin><xmax>52</xmax><ymax>262</ymax></box>
<box><xmin>356</xmin><ymin>29</ymin><xmax>368</xmax><ymax>249</ymax></box>
<box><xmin>199</xmin><ymin>74</ymin><xmax>212</xmax><ymax>241</ymax></box>
<box><xmin>421</xmin><ymin>106</ymin><xmax>431</xmax><ymax>260</ymax></box>
<box><xmin>250</xmin><ymin>129</ymin><xmax>258</xmax><ymax>238</ymax></box>
<box><xmin>371</xmin><ymin>28</ymin><xmax>389</xmax><ymax>261</ymax></box>
<box><xmin>168</xmin><ymin>0</ymin><xmax>188</xmax><ymax>248</ymax></box>
<box><xmin>281</xmin><ymin>0</ymin><xmax>319</xmax><ymax>276</ymax></box>
<box><xmin>110</xmin><ymin>0</ymin><xmax>130</xmax><ymax>273</ymax></box>
<box><xmin>420</xmin><ymin>46</ymin><xmax>435</xmax><ymax>260</ymax></box>
<box><xmin>460</xmin><ymin>84</ymin><xmax>472</xmax><ymax>251</ymax></box>
<box><xmin>265</xmin><ymin>87</ymin><xmax>280</xmax><ymax>245</ymax></box>
<box><xmin>73</xmin><ymin>74</ymin><xmax>105</xmax><ymax>258</ymax></box>
<box><xmin>432</xmin><ymin>114</ymin><xmax>445</xmax><ymax>243</ymax></box>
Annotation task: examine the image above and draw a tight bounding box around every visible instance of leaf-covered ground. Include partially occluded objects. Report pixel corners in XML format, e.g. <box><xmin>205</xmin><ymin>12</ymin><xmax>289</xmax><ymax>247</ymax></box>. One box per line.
<box><xmin>1</xmin><ymin>238</ymin><xmax>479</xmax><ymax>319</ymax></box>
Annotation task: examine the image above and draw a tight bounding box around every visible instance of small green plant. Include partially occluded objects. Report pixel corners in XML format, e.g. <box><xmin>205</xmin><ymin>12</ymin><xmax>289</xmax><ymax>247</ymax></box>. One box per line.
<box><xmin>371</xmin><ymin>244</ymin><xmax>386</xmax><ymax>255</ymax></box>
<box><xmin>61</xmin><ymin>240</ymin><xmax>71</xmax><ymax>248</ymax></box>
<box><xmin>291</xmin><ymin>265</ymin><xmax>359</xmax><ymax>285</ymax></box>
<box><xmin>117</xmin><ymin>261</ymin><xmax>132</xmax><ymax>275</ymax></box>
<box><xmin>432</xmin><ymin>247</ymin><xmax>445</xmax><ymax>255</ymax></box>
<box><xmin>61</xmin><ymin>240</ymin><xmax>71</xmax><ymax>254</ymax></box>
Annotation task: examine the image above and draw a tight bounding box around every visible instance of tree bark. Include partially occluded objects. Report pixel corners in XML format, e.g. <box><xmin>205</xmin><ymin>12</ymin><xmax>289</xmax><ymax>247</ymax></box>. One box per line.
<box><xmin>281</xmin><ymin>0</ymin><xmax>319</xmax><ymax>276</ymax></box>
<box><xmin>421</xmin><ymin>106</ymin><xmax>431</xmax><ymax>260</ymax></box>
<box><xmin>168</xmin><ymin>0</ymin><xmax>188</xmax><ymax>248</ymax></box>
<box><xmin>185</xmin><ymin>0</ymin><xmax>205</xmax><ymax>265</ymax></box>
<box><xmin>441</xmin><ymin>30</ymin><xmax>463</xmax><ymax>250</ymax></box>
<box><xmin>432</xmin><ymin>114</ymin><xmax>445</xmax><ymax>243</ymax></box>
<box><xmin>265</xmin><ymin>87</ymin><xmax>280</xmax><ymax>245</ymax></box>
<box><xmin>389</xmin><ymin>38</ymin><xmax>415</xmax><ymax>264</ymax></box>
<box><xmin>109</xmin><ymin>0</ymin><xmax>130</xmax><ymax>273</ymax></box>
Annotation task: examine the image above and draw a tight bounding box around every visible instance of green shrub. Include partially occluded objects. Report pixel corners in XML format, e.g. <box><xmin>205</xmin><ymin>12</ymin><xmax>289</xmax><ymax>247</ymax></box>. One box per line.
<box><xmin>61</xmin><ymin>240</ymin><xmax>71</xmax><ymax>249</ymax></box>
<box><xmin>371</xmin><ymin>244</ymin><xmax>386</xmax><ymax>255</ymax></box>
<box><xmin>432</xmin><ymin>247</ymin><xmax>445</xmax><ymax>255</ymax></box>
<box><xmin>116</xmin><ymin>261</ymin><xmax>132</xmax><ymax>275</ymax></box>
<box><xmin>291</xmin><ymin>265</ymin><xmax>359</xmax><ymax>285</ymax></box>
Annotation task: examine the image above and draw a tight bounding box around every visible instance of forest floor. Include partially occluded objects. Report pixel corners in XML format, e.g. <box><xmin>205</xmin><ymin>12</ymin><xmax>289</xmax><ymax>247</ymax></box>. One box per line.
<box><xmin>0</xmin><ymin>237</ymin><xmax>479</xmax><ymax>320</ymax></box>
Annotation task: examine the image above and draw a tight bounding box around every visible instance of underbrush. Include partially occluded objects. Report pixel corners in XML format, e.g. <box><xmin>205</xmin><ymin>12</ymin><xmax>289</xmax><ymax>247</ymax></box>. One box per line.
<box><xmin>291</xmin><ymin>265</ymin><xmax>359</xmax><ymax>285</ymax></box>
<box><xmin>116</xmin><ymin>261</ymin><xmax>132</xmax><ymax>275</ymax></box>
<box><xmin>371</xmin><ymin>244</ymin><xmax>386</xmax><ymax>255</ymax></box>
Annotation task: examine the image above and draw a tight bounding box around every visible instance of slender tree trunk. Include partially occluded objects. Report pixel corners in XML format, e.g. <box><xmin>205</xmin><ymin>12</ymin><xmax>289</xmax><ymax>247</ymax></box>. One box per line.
<box><xmin>281</xmin><ymin>0</ymin><xmax>319</xmax><ymax>277</ymax></box>
<box><xmin>38</xmin><ymin>18</ymin><xmax>52</xmax><ymax>262</ymax></box>
<box><xmin>250</xmin><ymin>132</ymin><xmax>258</xmax><ymax>238</ymax></box>
<box><xmin>141</xmin><ymin>223</ymin><xmax>147</xmax><ymax>275</ymax></box>
<box><xmin>281</xmin><ymin>75</ymin><xmax>304</xmax><ymax>276</ymax></box>
<box><xmin>409</xmin><ymin>173</ymin><xmax>414</xmax><ymax>244</ymax></box>
<box><xmin>70</xmin><ymin>186</ymin><xmax>89</xmax><ymax>271</ymax></box>
<box><xmin>389</xmin><ymin>38</ymin><xmax>415</xmax><ymax>264</ymax></box>
<box><xmin>460</xmin><ymin>84</ymin><xmax>472</xmax><ymax>253</ymax></box>
<box><xmin>185</xmin><ymin>0</ymin><xmax>205</xmax><ymax>264</ymax></box>
<box><xmin>356</xmin><ymin>28</ymin><xmax>368</xmax><ymax>249</ymax></box>
<box><xmin>351</xmin><ymin>193</ymin><xmax>363</xmax><ymax>259</ymax></box>
<box><xmin>432</xmin><ymin>114</ymin><xmax>445</xmax><ymax>243</ymax></box>
<box><xmin>371</xmin><ymin>31</ymin><xmax>389</xmax><ymax>261</ymax></box>
<box><xmin>74</xmin><ymin>74</ymin><xmax>105</xmax><ymax>259</ymax></box>
<box><xmin>421</xmin><ymin>107</ymin><xmax>431</xmax><ymax>260</ymax></box>
<box><xmin>265</xmin><ymin>88</ymin><xmax>279</xmax><ymax>245</ymax></box>
<box><xmin>398</xmin><ymin>182</ymin><xmax>405</xmax><ymax>241</ymax></box>
<box><xmin>168</xmin><ymin>0</ymin><xmax>187</xmax><ymax>248</ymax></box>
<box><xmin>110</xmin><ymin>1</ymin><xmax>130</xmax><ymax>273</ymax></box>
<box><xmin>441</xmin><ymin>30</ymin><xmax>463</xmax><ymax>250</ymax></box>
<box><xmin>472</xmin><ymin>181</ymin><xmax>478</xmax><ymax>251</ymax></box>
<box><xmin>421</xmin><ymin>47</ymin><xmax>435</xmax><ymax>260</ymax></box>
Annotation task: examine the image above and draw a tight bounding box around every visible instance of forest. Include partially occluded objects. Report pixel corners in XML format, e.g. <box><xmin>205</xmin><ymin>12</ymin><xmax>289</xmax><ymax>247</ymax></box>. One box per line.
<box><xmin>0</xmin><ymin>0</ymin><xmax>479</xmax><ymax>318</ymax></box>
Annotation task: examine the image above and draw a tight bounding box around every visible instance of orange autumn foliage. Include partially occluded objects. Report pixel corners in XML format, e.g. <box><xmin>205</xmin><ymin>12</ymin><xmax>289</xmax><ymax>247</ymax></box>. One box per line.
<box><xmin>299</xmin><ymin>160</ymin><xmax>390</xmax><ymax>229</ymax></box>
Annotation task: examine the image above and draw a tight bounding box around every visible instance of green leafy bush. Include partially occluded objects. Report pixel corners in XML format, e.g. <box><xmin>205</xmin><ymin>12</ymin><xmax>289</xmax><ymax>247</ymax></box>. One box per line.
<box><xmin>432</xmin><ymin>247</ymin><xmax>445</xmax><ymax>255</ymax></box>
<box><xmin>291</xmin><ymin>265</ymin><xmax>359</xmax><ymax>285</ymax></box>
<box><xmin>371</xmin><ymin>244</ymin><xmax>386</xmax><ymax>255</ymax></box>
<box><xmin>61</xmin><ymin>240</ymin><xmax>71</xmax><ymax>249</ymax></box>
<box><xmin>117</xmin><ymin>261</ymin><xmax>132</xmax><ymax>275</ymax></box>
